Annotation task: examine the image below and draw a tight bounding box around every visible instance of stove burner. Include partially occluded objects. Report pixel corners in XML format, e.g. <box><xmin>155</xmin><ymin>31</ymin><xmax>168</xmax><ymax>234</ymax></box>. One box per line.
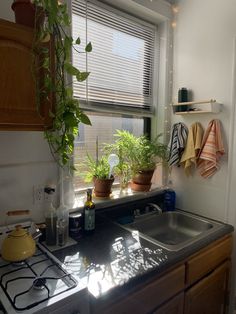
<box><xmin>12</xmin><ymin>261</ymin><xmax>25</xmax><ymax>267</ymax></box>
<box><xmin>33</xmin><ymin>278</ymin><xmax>46</xmax><ymax>290</ymax></box>
<box><xmin>0</xmin><ymin>245</ymin><xmax>77</xmax><ymax>311</ymax></box>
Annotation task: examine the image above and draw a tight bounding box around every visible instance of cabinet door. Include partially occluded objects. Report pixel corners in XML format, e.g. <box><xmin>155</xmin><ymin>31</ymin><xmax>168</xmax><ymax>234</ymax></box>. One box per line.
<box><xmin>186</xmin><ymin>236</ymin><xmax>232</xmax><ymax>286</ymax></box>
<box><xmin>153</xmin><ymin>293</ymin><xmax>184</xmax><ymax>314</ymax></box>
<box><xmin>184</xmin><ymin>261</ymin><xmax>230</xmax><ymax>314</ymax></box>
<box><xmin>99</xmin><ymin>265</ymin><xmax>185</xmax><ymax>314</ymax></box>
<box><xmin>0</xmin><ymin>19</ymin><xmax>53</xmax><ymax>130</ymax></box>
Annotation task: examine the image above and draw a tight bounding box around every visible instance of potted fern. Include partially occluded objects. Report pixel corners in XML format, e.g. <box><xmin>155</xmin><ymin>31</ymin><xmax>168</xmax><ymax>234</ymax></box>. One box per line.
<box><xmin>106</xmin><ymin>131</ymin><xmax>168</xmax><ymax>192</ymax></box>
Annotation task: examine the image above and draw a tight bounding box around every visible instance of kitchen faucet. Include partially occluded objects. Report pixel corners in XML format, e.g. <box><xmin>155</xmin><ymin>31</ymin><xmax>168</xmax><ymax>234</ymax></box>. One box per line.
<box><xmin>147</xmin><ymin>203</ymin><xmax>163</xmax><ymax>214</ymax></box>
<box><xmin>134</xmin><ymin>203</ymin><xmax>162</xmax><ymax>218</ymax></box>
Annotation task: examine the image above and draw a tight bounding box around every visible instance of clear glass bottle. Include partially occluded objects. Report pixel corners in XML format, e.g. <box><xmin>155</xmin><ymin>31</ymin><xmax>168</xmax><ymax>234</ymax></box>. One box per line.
<box><xmin>44</xmin><ymin>187</ymin><xmax>57</xmax><ymax>246</ymax></box>
<box><xmin>56</xmin><ymin>203</ymin><xmax>69</xmax><ymax>246</ymax></box>
<box><xmin>84</xmin><ymin>189</ymin><xmax>95</xmax><ymax>234</ymax></box>
<box><xmin>56</xmin><ymin>168</ymin><xmax>69</xmax><ymax>246</ymax></box>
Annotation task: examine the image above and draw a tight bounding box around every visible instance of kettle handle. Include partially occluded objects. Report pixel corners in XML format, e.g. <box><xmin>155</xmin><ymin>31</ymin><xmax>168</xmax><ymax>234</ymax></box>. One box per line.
<box><xmin>7</xmin><ymin>210</ymin><xmax>30</xmax><ymax>216</ymax></box>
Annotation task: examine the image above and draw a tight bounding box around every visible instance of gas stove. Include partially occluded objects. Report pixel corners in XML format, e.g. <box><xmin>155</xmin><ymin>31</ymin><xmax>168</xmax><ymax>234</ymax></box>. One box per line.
<box><xmin>0</xmin><ymin>222</ymin><xmax>89</xmax><ymax>314</ymax></box>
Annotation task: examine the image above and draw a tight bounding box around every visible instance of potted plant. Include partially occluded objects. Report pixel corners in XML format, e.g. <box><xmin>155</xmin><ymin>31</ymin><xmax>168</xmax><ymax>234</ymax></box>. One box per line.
<box><xmin>11</xmin><ymin>0</ymin><xmax>36</xmax><ymax>28</ymax></box>
<box><xmin>82</xmin><ymin>154</ymin><xmax>114</xmax><ymax>198</ymax></box>
<box><xmin>106</xmin><ymin>131</ymin><xmax>168</xmax><ymax>192</ymax></box>
<box><xmin>28</xmin><ymin>1</ymin><xmax>92</xmax><ymax>167</ymax></box>
<box><xmin>130</xmin><ymin>134</ymin><xmax>168</xmax><ymax>191</ymax></box>
<box><xmin>104</xmin><ymin>130</ymin><xmax>133</xmax><ymax>190</ymax></box>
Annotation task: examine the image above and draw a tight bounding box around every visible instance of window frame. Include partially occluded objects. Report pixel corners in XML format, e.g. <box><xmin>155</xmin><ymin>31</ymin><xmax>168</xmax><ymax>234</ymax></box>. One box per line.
<box><xmin>66</xmin><ymin>0</ymin><xmax>173</xmax><ymax>200</ymax></box>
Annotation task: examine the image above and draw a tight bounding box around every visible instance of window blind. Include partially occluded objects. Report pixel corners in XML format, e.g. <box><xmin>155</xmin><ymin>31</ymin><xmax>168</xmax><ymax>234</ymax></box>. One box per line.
<box><xmin>72</xmin><ymin>0</ymin><xmax>156</xmax><ymax>115</ymax></box>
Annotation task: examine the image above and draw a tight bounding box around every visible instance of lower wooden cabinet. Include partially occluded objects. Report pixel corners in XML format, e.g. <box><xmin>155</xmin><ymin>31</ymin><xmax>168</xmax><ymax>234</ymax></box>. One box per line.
<box><xmin>99</xmin><ymin>265</ymin><xmax>185</xmax><ymax>314</ymax></box>
<box><xmin>184</xmin><ymin>261</ymin><xmax>230</xmax><ymax>314</ymax></box>
<box><xmin>93</xmin><ymin>235</ymin><xmax>232</xmax><ymax>314</ymax></box>
<box><xmin>153</xmin><ymin>293</ymin><xmax>184</xmax><ymax>314</ymax></box>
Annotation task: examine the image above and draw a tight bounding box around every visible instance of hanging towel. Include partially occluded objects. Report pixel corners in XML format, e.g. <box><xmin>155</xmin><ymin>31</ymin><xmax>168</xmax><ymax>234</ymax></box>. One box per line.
<box><xmin>180</xmin><ymin>122</ymin><xmax>204</xmax><ymax>176</ymax></box>
<box><xmin>197</xmin><ymin>119</ymin><xmax>225</xmax><ymax>178</ymax></box>
<box><xmin>168</xmin><ymin>122</ymin><xmax>188</xmax><ymax>167</ymax></box>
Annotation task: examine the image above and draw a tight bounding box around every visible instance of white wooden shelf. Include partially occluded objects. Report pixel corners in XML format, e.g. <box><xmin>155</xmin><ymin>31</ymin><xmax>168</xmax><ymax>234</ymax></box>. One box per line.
<box><xmin>171</xmin><ymin>99</ymin><xmax>221</xmax><ymax>115</ymax></box>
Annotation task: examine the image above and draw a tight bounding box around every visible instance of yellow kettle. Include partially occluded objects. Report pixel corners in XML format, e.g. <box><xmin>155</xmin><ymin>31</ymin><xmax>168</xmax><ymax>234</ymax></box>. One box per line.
<box><xmin>1</xmin><ymin>225</ymin><xmax>37</xmax><ymax>262</ymax></box>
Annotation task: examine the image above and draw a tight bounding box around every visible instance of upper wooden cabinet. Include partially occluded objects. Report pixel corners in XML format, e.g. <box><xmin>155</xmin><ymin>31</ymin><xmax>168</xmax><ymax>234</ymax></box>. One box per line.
<box><xmin>0</xmin><ymin>19</ymin><xmax>54</xmax><ymax>130</ymax></box>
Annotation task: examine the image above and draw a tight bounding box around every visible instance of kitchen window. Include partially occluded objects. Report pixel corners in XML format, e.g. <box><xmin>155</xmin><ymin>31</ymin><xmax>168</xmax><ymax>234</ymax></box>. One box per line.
<box><xmin>71</xmin><ymin>0</ymin><xmax>157</xmax><ymax>190</ymax></box>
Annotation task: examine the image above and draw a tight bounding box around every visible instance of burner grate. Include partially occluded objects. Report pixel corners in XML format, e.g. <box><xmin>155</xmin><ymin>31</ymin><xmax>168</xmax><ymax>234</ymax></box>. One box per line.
<box><xmin>0</xmin><ymin>245</ymin><xmax>77</xmax><ymax>311</ymax></box>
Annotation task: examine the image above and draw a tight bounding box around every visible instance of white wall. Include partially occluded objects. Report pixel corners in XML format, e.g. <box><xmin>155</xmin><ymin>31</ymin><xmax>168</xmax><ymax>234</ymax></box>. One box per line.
<box><xmin>0</xmin><ymin>7</ymin><xmax>58</xmax><ymax>224</ymax></box>
<box><xmin>171</xmin><ymin>0</ymin><xmax>236</xmax><ymax>308</ymax></box>
<box><xmin>172</xmin><ymin>0</ymin><xmax>236</xmax><ymax>223</ymax></box>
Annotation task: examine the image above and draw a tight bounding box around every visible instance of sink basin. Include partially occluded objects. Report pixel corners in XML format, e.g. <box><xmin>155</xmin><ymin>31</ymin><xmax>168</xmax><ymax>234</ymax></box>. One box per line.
<box><xmin>123</xmin><ymin>210</ymin><xmax>222</xmax><ymax>251</ymax></box>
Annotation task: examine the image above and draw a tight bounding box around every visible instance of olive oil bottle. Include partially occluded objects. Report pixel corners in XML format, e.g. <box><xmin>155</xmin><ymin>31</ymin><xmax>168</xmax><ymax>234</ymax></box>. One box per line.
<box><xmin>84</xmin><ymin>189</ymin><xmax>95</xmax><ymax>234</ymax></box>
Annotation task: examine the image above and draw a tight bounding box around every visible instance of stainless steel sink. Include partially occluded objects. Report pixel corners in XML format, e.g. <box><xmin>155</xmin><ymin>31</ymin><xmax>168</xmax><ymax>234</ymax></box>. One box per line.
<box><xmin>122</xmin><ymin>210</ymin><xmax>223</xmax><ymax>251</ymax></box>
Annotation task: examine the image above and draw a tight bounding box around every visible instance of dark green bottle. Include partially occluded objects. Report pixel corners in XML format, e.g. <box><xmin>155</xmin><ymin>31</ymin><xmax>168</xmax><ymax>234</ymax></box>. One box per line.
<box><xmin>84</xmin><ymin>189</ymin><xmax>95</xmax><ymax>234</ymax></box>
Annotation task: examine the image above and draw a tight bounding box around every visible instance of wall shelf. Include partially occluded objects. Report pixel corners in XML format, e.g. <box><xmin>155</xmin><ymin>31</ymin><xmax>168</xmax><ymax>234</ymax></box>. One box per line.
<box><xmin>172</xmin><ymin>99</ymin><xmax>221</xmax><ymax>115</ymax></box>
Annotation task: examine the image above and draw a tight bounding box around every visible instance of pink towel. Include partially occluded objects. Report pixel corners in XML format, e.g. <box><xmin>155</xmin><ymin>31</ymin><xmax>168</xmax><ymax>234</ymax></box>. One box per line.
<box><xmin>197</xmin><ymin>119</ymin><xmax>225</xmax><ymax>178</ymax></box>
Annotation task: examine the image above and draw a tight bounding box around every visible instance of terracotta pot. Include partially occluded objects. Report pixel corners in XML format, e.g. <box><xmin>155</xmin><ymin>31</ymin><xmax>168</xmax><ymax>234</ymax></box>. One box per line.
<box><xmin>132</xmin><ymin>169</ymin><xmax>155</xmax><ymax>185</ymax></box>
<box><xmin>93</xmin><ymin>176</ymin><xmax>114</xmax><ymax>198</ymax></box>
<box><xmin>130</xmin><ymin>181</ymin><xmax>151</xmax><ymax>192</ymax></box>
<box><xmin>131</xmin><ymin>169</ymin><xmax>155</xmax><ymax>192</ymax></box>
<box><xmin>11</xmin><ymin>0</ymin><xmax>44</xmax><ymax>28</ymax></box>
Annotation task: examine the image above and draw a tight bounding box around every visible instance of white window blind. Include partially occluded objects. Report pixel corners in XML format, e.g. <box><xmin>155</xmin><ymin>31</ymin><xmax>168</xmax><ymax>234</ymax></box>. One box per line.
<box><xmin>72</xmin><ymin>0</ymin><xmax>156</xmax><ymax>115</ymax></box>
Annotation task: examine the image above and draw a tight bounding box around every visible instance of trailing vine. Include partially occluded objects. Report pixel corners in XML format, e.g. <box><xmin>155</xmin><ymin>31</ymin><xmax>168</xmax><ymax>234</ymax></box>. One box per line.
<box><xmin>32</xmin><ymin>0</ymin><xmax>92</xmax><ymax>167</ymax></box>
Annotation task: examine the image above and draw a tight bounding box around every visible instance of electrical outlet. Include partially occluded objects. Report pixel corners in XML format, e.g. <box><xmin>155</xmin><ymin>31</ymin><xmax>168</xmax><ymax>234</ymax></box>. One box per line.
<box><xmin>33</xmin><ymin>185</ymin><xmax>44</xmax><ymax>203</ymax></box>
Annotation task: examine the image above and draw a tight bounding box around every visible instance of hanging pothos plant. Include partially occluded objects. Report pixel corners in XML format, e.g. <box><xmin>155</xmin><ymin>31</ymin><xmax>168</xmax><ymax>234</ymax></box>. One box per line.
<box><xmin>32</xmin><ymin>0</ymin><xmax>92</xmax><ymax>167</ymax></box>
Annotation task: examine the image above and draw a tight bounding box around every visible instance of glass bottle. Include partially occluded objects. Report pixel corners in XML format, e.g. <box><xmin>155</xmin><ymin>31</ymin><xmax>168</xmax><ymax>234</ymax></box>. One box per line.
<box><xmin>56</xmin><ymin>168</ymin><xmax>69</xmax><ymax>246</ymax></box>
<box><xmin>56</xmin><ymin>203</ymin><xmax>69</xmax><ymax>246</ymax></box>
<box><xmin>44</xmin><ymin>187</ymin><xmax>57</xmax><ymax>246</ymax></box>
<box><xmin>84</xmin><ymin>189</ymin><xmax>95</xmax><ymax>234</ymax></box>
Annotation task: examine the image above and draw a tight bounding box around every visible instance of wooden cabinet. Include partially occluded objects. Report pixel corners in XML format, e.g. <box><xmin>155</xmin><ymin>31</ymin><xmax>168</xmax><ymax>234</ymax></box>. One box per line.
<box><xmin>99</xmin><ymin>265</ymin><xmax>185</xmax><ymax>314</ymax></box>
<box><xmin>153</xmin><ymin>293</ymin><xmax>184</xmax><ymax>314</ymax></box>
<box><xmin>186</xmin><ymin>235</ymin><xmax>233</xmax><ymax>286</ymax></box>
<box><xmin>95</xmin><ymin>235</ymin><xmax>232</xmax><ymax>314</ymax></box>
<box><xmin>184</xmin><ymin>261</ymin><xmax>230</xmax><ymax>314</ymax></box>
<box><xmin>0</xmin><ymin>19</ymin><xmax>54</xmax><ymax>130</ymax></box>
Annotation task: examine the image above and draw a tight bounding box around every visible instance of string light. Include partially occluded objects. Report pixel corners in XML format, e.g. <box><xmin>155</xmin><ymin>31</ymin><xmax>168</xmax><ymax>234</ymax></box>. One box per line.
<box><xmin>172</xmin><ymin>6</ymin><xmax>179</xmax><ymax>14</ymax></box>
<box><xmin>171</xmin><ymin>22</ymin><xmax>177</xmax><ymax>28</ymax></box>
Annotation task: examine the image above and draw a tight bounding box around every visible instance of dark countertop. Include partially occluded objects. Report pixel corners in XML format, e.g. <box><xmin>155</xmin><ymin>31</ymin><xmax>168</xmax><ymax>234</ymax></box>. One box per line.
<box><xmin>53</xmin><ymin>212</ymin><xmax>234</xmax><ymax>303</ymax></box>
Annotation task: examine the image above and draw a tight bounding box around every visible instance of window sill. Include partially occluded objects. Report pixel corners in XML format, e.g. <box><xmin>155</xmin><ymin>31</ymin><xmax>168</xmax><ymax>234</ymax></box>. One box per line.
<box><xmin>71</xmin><ymin>185</ymin><xmax>165</xmax><ymax>213</ymax></box>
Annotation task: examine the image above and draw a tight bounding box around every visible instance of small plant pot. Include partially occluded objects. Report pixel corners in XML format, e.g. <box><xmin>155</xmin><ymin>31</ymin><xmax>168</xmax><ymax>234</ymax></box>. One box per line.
<box><xmin>132</xmin><ymin>169</ymin><xmax>155</xmax><ymax>185</ymax></box>
<box><xmin>11</xmin><ymin>0</ymin><xmax>44</xmax><ymax>28</ymax></box>
<box><xmin>130</xmin><ymin>181</ymin><xmax>152</xmax><ymax>192</ymax></box>
<box><xmin>93</xmin><ymin>176</ymin><xmax>114</xmax><ymax>198</ymax></box>
<box><xmin>131</xmin><ymin>169</ymin><xmax>155</xmax><ymax>192</ymax></box>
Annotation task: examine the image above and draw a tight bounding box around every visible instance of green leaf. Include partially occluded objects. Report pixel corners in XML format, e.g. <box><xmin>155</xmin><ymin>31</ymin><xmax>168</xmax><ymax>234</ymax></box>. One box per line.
<box><xmin>85</xmin><ymin>42</ymin><xmax>92</xmax><ymax>52</ymax></box>
<box><xmin>79</xmin><ymin>113</ymin><xmax>92</xmax><ymax>125</ymax></box>
<box><xmin>75</xmin><ymin>37</ymin><xmax>81</xmax><ymax>45</ymax></box>
<box><xmin>63</xmin><ymin>112</ymin><xmax>78</xmax><ymax>127</ymax></box>
<box><xmin>66</xmin><ymin>87</ymin><xmax>73</xmax><ymax>98</ymax></box>
<box><xmin>64</xmin><ymin>36</ymin><xmax>73</xmax><ymax>59</ymax></box>
<box><xmin>63</xmin><ymin>13</ymin><xmax>70</xmax><ymax>26</ymax></box>
<box><xmin>49</xmin><ymin>110</ymin><xmax>55</xmax><ymax>118</ymax></box>
<box><xmin>42</xmin><ymin>57</ymin><xmax>49</xmax><ymax>69</ymax></box>
<box><xmin>64</xmin><ymin>63</ymin><xmax>79</xmax><ymax>76</ymax></box>
<box><xmin>76</xmin><ymin>71</ymin><xmax>90</xmax><ymax>82</ymax></box>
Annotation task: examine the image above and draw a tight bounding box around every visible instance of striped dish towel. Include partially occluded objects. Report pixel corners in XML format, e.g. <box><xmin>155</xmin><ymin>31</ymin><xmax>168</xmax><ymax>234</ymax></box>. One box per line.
<box><xmin>168</xmin><ymin>123</ymin><xmax>188</xmax><ymax>167</ymax></box>
<box><xmin>197</xmin><ymin>119</ymin><xmax>225</xmax><ymax>178</ymax></box>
